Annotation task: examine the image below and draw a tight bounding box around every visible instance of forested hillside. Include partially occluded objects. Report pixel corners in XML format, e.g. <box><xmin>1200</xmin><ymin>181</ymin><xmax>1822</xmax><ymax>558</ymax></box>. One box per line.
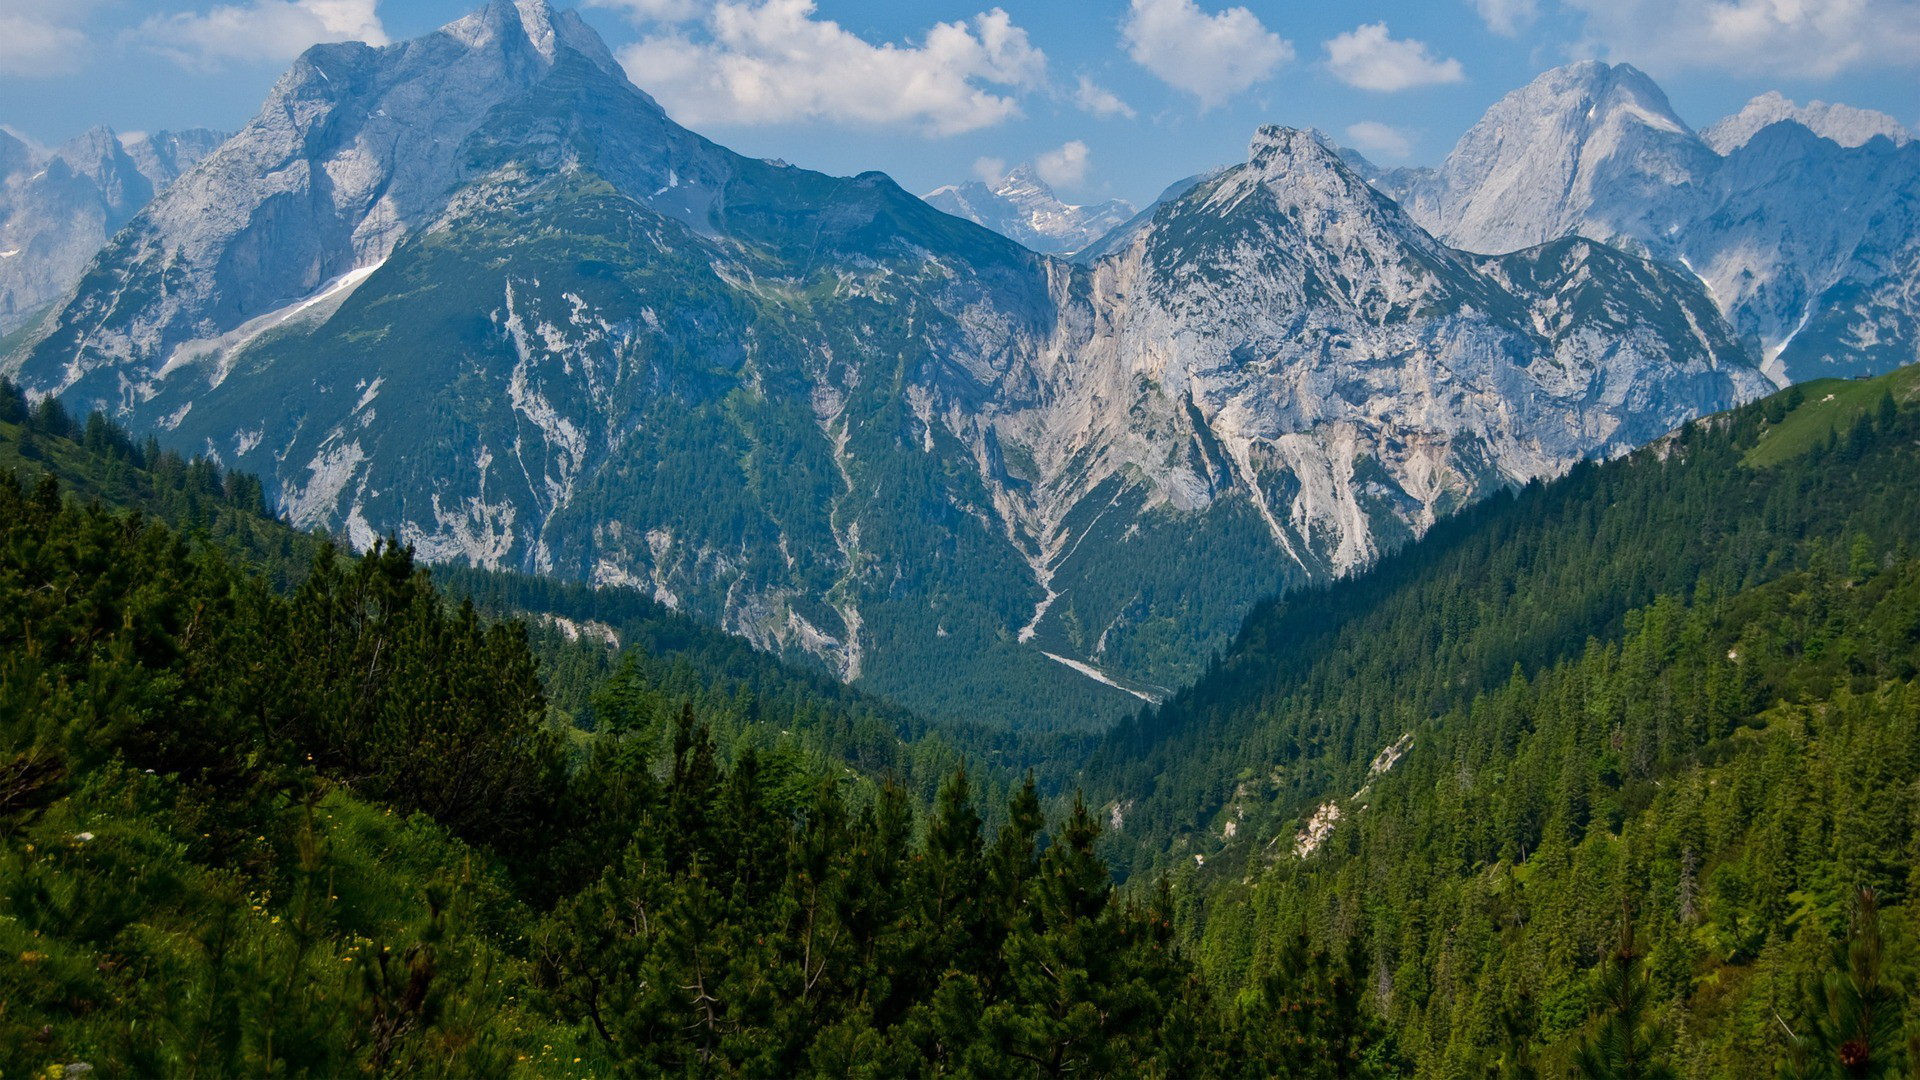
<box><xmin>0</xmin><ymin>382</ymin><xmax>1389</xmax><ymax>1076</ymax></box>
<box><xmin>1091</xmin><ymin>366</ymin><xmax>1920</xmax><ymax>1074</ymax></box>
<box><xmin>12</xmin><ymin>368</ymin><xmax>1920</xmax><ymax>1074</ymax></box>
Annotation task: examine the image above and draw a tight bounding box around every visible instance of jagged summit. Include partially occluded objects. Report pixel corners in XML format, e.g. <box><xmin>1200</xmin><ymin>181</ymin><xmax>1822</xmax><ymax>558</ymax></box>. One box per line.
<box><xmin>1245</xmin><ymin>124</ymin><xmax>1335</xmax><ymax>166</ymax></box>
<box><xmin>7</xmin><ymin>0</ymin><xmax>702</xmax><ymax>397</ymax></box>
<box><xmin>439</xmin><ymin>0</ymin><xmax>623</xmax><ymax>75</ymax></box>
<box><xmin>1193</xmin><ymin>125</ymin><xmax>1450</xmax><ymax>265</ymax></box>
<box><xmin>0</xmin><ymin>123</ymin><xmax>226</xmax><ymax>334</ymax></box>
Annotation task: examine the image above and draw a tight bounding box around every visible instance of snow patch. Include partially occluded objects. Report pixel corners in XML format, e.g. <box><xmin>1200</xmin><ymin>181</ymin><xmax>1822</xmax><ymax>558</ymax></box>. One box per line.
<box><xmin>157</xmin><ymin>260</ymin><xmax>386</xmax><ymax>385</ymax></box>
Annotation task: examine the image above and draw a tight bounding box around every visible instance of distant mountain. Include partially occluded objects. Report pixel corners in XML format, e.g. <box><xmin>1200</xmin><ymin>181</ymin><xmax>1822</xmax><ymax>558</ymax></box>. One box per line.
<box><xmin>3</xmin><ymin>1</ymin><xmax>1765</xmax><ymax>728</ymax></box>
<box><xmin>923</xmin><ymin>165</ymin><xmax>1134</xmax><ymax>255</ymax></box>
<box><xmin>1369</xmin><ymin>61</ymin><xmax>1920</xmax><ymax>384</ymax></box>
<box><xmin>0</xmin><ymin>125</ymin><xmax>226</xmax><ymax>335</ymax></box>
<box><xmin>1702</xmin><ymin>90</ymin><xmax>1912</xmax><ymax>153</ymax></box>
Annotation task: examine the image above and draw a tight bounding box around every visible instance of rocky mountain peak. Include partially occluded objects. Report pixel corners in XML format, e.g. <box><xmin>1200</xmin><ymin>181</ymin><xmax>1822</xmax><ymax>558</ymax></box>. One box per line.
<box><xmin>1392</xmin><ymin>60</ymin><xmax>1716</xmax><ymax>257</ymax></box>
<box><xmin>0</xmin><ymin>121</ymin><xmax>225</xmax><ymax>334</ymax></box>
<box><xmin>1522</xmin><ymin>61</ymin><xmax>1687</xmax><ymax>130</ymax></box>
<box><xmin>439</xmin><ymin>0</ymin><xmax>623</xmax><ymax>75</ymax></box>
<box><xmin>1222</xmin><ymin>125</ymin><xmax>1424</xmax><ymax>240</ymax></box>
<box><xmin>1244</xmin><ymin>125</ymin><xmax>1338</xmax><ymax>170</ymax></box>
<box><xmin>1702</xmin><ymin>91</ymin><xmax>1913</xmax><ymax>154</ymax></box>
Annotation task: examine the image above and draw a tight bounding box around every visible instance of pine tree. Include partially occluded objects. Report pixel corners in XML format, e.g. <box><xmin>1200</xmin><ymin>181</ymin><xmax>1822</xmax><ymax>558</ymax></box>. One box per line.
<box><xmin>1571</xmin><ymin>918</ymin><xmax>1676</xmax><ymax>1080</ymax></box>
<box><xmin>1780</xmin><ymin>888</ymin><xmax>1907</xmax><ymax>1079</ymax></box>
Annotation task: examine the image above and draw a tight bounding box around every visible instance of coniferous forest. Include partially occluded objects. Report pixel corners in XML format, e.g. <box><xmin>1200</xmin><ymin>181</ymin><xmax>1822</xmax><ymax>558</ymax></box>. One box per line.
<box><xmin>8</xmin><ymin>364</ymin><xmax>1920</xmax><ymax>1077</ymax></box>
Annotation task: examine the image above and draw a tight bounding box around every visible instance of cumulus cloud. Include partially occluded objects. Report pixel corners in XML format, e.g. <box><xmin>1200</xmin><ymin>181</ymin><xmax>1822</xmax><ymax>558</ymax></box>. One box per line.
<box><xmin>1121</xmin><ymin>0</ymin><xmax>1293</xmax><ymax>108</ymax></box>
<box><xmin>972</xmin><ymin>156</ymin><xmax>1008</xmax><ymax>184</ymax></box>
<box><xmin>141</xmin><ymin>0</ymin><xmax>388</xmax><ymax>69</ymax></box>
<box><xmin>617</xmin><ymin>0</ymin><xmax>1047</xmax><ymax>135</ymax></box>
<box><xmin>0</xmin><ymin>0</ymin><xmax>95</xmax><ymax>76</ymax></box>
<box><xmin>1034</xmin><ymin>140</ymin><xmax>1091</xmax><ymax>189</ymax></box>
<box><xmin>1566</xmin><ymin>0</ymin><xmax>1920</xmax><ymax>77</ymax></box>
<box><xmin>1073</xmin><ymin>76</ymin><xmax>1137</xmax><ymax>119</ymax></box>
<box><xmin>1324</xmin><ymin>23</ymin><xmax>1465</xmax><ymax>92</ymax></box>
<box><xmin>1345</xmin><ymin>121</ymin><xmax>1413</xmax><ymax>159</ymax></box>
<box><xmin>1471</xmin><ymin>0</ymin><xmax>1538</xmax><ymax>36</ymax></box>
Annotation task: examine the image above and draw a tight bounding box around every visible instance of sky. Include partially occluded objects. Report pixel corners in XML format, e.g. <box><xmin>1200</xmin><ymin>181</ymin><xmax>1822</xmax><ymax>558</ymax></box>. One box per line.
<box><xmin>2</xmin><ymin>0</ymin><xmax>1916</xmax><ymax>208</ymax></box>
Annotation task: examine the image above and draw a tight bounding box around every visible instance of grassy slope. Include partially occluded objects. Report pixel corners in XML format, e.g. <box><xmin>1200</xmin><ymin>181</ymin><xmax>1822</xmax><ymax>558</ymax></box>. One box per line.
<box><xmin>1744</xmin><ymin>364</ymin><xmax>1920</xmax><ymax>466</ymax></box>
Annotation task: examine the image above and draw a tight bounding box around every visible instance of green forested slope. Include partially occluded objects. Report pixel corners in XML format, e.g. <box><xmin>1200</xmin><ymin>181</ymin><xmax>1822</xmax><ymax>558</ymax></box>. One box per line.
<box><xmin>1089</xmin><ymin>368</ymin><xmax>1920</xmax><ymax>877</ymax></box>
<box><xmin>1090</xmin><ymin>366</ymin><xmax>1920</xmax><ymax>1074</ymax></box>
<box><xmin>15</xmin><ymin>356</ymin><xmax>1920</xmax><ymax>1075</ymax></box>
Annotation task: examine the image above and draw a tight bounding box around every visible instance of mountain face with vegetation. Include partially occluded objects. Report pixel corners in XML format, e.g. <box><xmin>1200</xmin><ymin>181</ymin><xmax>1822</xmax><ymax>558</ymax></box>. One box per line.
<box><xmin>1362</xmin><ymin>61</ymin><xmax>1920</xmax><ymax>385</ymax></box>
<box><xmin>1079</xmin><ymin>363</ymin><xmax>1920</xmax><ymax>1074</ymax></box>
<box><xmin>2</xmin><ymin>0</ymin><xmax>1766</xmax><ymax>729</ymax></box>
<box><xmin>9</xmin><ymin>333</ymin><xmax>1920</xmax><ymax>1078</ymax></box>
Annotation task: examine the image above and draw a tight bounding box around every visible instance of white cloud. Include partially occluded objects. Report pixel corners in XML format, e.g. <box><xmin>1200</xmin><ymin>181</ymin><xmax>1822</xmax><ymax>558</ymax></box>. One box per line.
<box><xmin>1073</xmin><ymin>75</ymin><xmax>1137</xmax><ymax>119</ymax></box>
<box><xmin>1565</xmin><ymin>0</ymin><xmax>1920</xmax><ymax>77</ymax></box>
<box><xmin>1324</xmin><ymin>23</ymin><xmax>1464</xmax><ymax>92</ymax></box>
<box><xmin>1471</xmin><ymin>0</ymin><xmax>1537</xmax><ymax>37</ymax></box>
<box><xmin>1034</xmin><ymin>140</ymin><xmax>1091</xmax><ymax>189</ymax></box>
<box><xmin>972</xmin><ymin>156</ymin><xmax>1007</xmax><ymax>184</ymax></box>
<box><xmin>0</xmin><ymin>0</ymin><xmax>95</xmax><ymax>76</ymax></box>
<box><xmin>1121</xmin><ymin>0</ymin><xmax>1293</xmax><ymax>109</ymax></box>
<box><xmin>142</xmin><ymin>0</ymin><xmax>388</xmax><ymax>69</ymax></box>
<box><xmin>617</xmin><ymin>0</ymin><xmax>1047</xmax><ymax>135</ymax></box>
<box><xmin>1345</xmin><ymin>120</ymin><xmax>1413</xmax><ymax>159</ymax></box>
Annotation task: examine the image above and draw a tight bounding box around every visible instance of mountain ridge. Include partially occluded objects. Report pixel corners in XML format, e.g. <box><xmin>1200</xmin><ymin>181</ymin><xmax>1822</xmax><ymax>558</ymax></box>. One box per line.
<box><xmin>0</xmin><ymin>124</ymin><xmax>226</xmax><ymax>335</ymax></box>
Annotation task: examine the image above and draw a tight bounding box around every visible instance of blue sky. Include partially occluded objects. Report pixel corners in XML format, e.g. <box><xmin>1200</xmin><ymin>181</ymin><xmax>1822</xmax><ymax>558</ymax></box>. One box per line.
<box><xmin>3</xmin><ymin>0</ymin><xmax>1916</xmax><ymax>207</ymax></box>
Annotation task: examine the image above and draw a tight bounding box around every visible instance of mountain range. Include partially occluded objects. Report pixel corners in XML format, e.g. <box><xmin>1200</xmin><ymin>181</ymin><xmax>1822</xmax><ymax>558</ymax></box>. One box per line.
<box><xmin>1356</xmin><ymin>62</ymin><xmax>1920</xmax><ymax>384</ymax></box>
<box><xmin>0</xmin><ymin>125</ymin><xmax>225</xmax><ymax>337</ymax></box>
<box><xmin>2</xmin><ymin>0</ymin><xmax>1908</xmax><ymax>729</ymax></box>
<box><xmin>922</xmin><ymin>165</ymin><xmax>1134</xmax><ymax>255</ymax></box>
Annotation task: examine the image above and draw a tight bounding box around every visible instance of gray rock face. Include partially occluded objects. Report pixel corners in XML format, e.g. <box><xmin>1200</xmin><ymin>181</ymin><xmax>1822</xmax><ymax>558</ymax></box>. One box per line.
<box><xmin>1373</xmin><ymin>62</ymin><xmax>1920</xmax><ymax>383</ymax></box>
<box><xmin>924</xmin><ymin>166</ymin><xmax>1134</xmax><ymax>255</ymax></box>
<box><xmin>0</xmin><ymin>126</ymin><xmax>226</xmax><ymax>334</ymax></box>
<box><xmin>4</xmin><ymin>3</ymin><xmax>1767</xmax><ymax>727</ymax></box>
<box><xmin>987</xmin><ymin>127</ymin><xmax>1759</xmax><ymax>598</ymax></box>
